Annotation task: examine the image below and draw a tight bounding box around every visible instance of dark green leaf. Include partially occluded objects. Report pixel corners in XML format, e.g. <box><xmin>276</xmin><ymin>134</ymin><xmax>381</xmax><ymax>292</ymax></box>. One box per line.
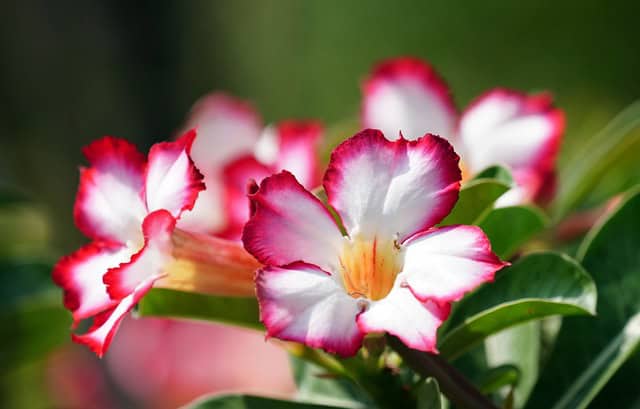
<box><xmin>416</xmin><ymin>378</ymin><xmax>443</xmax><ymax>409</ymax></box>
<box><xmin>551</xmin><ymin>313</ymin><xmax>640</xmax><ymax>409</ymax></box>
<box><xmin>290</xmin><ymin>355</ymin><xmax>370</xmax><ymax>408</ymax></box>
<box><xmin>186</xmin><ymin>394</ymin><xmax>342</xmax><ymax>409</ymax></box>
<box><xmin>137</xmin><ymin>288</ymin><xmax>262</xmax><ymax>330</ymax></box>
<box><xmin>439</xmin><ymin>252</ymin><xmax>596</xmax><ymax>360</ymax></box>
<box><xmin>484</xmin><ymin>323</ymin><xmax>539</xmax><ymax>408</ymax></box>
<box><xmin>528</xmin><ymin>186</ymin><xmax>640</xmax><ymax>408</ymax></box>
<box><xmin>475</xmin><ymin>364</ymin><xmax>520</xmax><ymax>395</ymax></box>
<box><xmin>440</xmin><ymin>178</ymin><xmax>510</xmax><ymax>226</ymax></box>
<box><xmin>478</xmin><ymin>206</ymin><xmax>548</xmax><ymax>259</ymax></box>
<box><xmin>474</xmin><ymin>166</ymin><xmax>514</xmax><ymax>186</ymax></box>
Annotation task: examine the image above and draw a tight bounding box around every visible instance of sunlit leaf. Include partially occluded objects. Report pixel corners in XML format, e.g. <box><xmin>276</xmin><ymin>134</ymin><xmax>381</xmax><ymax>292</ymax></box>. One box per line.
<box><xmin>137</xmin><ymin>288</ymin><xmax>262</xmax><ymax>330</ymax></box>
<box><xmin>528</xmin><ymin>186</ymin><xmax>640</xmax><ymax>408</ymax></box>
<box><xmin>186</xmin><ymin>394</ymin><xmax>343</xmax><ymax>409</ymax></box>
<box><xmin>439</xmin><ymin>252</ymin><xmax>596</xmax><ymax>360</ymax></box>
<box><xmin>478</xmin><ymin>206</ymin><xmax>548</xmax><ymax>259</ymax></box>
<box><xmin>441</xmin><ymin>171</ymin><xmax>511</xmax><ymax>226</ymax></box>
<box><xmin>484</xmin><ymin>323</ymin><xmax>538</xmax><ymax>408</ymax></box>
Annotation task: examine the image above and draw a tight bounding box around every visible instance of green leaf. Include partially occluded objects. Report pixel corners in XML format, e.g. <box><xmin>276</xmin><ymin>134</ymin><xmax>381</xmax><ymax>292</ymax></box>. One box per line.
<box><xmin>186</xmin><ymin>394</ymin><xmax>342</xmax><ymax>409</ymax></box>
<box><xmin>528</xmin><ymin>186</ymin><xmax>640</xmax><ymax>408</ymax></box>
<box><xmin>474</xmin><ymin>165</ymin><xmax>514</xmax><ymax>186</ymax></box>
<box><xmin>478</xmin><ymin>206</ymin><xmax>548</xmax><ymax>259</ymax></box>
<box><xmin>475</xmin><ymin>364</ymin><xmax>520</xmax><ymax>395</ymax></box>
<box><xmin>551</xmin><ymin>313</ymin><xmax>640</xmax><ymax>409</ymax></box>
<box><xmin>416</xmin><ymin>378</ymin><xmax>443</xmax><ymax>409</ymax></box>
<box><xmin>440</xmin><ymin>176</ymin><xmax>511</xmax><ymax>226</ymax></box>
<box><xmin>137</xmin><ymin>288</ymin><xmax>262</xmax><ymax>330</ymax></box>
<box><xmin>484</xmin><ymin>323</ymin><xmax>539</xmax><ymax>408</ymax></box>
<box><xmin>553</xmin><ymin>99</ymin><xmax>640</xmax><ymax>218</ymax></box>
<box><xmin>438</xmin><ymin>252</ymin><xmax>596</xmax><ymax>360</ymax></box>
<box><xmin>290</xmin><ymin>355</ymin><xmax>371</xmax><ymax>408</ymax></box>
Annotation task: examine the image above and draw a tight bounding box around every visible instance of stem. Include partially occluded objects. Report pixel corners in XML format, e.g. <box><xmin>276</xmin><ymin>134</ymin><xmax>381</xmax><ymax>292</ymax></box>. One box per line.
<box><xmin>387</xmin><ymin>335</ymin><xmax>498</xmax><ymax>409</ymax></box>
<box><xmin>287</xmin><ymin>343</ymin><xmax>414</xmax><ymax>409</ymax></box>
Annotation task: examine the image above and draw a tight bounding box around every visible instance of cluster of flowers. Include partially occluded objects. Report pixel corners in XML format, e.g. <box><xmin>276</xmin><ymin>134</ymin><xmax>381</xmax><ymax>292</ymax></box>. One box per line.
<box><xmin>54</xmin><ymin>57</ymin><xmax>564</xmax><ymax>357</ymax></box>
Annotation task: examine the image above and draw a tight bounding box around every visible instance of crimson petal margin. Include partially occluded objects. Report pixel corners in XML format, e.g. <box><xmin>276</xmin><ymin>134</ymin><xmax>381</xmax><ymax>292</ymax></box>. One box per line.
<box><xmin>272</xmin><ymin>120</ymin><xmax>323</xmax><ymax>189</ymax></box>
<box><xmin>72</xmin><ymin>275</ymin><xmax>158</xmax><ymax>358</ymax></box>
<box><xmin>357</xmin><ymin>284</ymin><xmax>451</xmax><ymax>353</ymax></box>
<box><xmin>402</xmin><ymin>225</ymin><xmax>508</xmax><ymax>304</ymax></box>
<box><xmin>220</xmin><ymin>156</ymin><xmax>272</xmax><ymax>240</ymax></box>
<box><xmin>104</xmin><ymin>210</ymin><xmax>176</xmax><ymax>300</ymax></box>
<box><xmin>256</xmin><ymin>262</ymin><xmax>365</xmax><ymax>357</ymax></box>
<box><xmin>459</xmin><ymin>88</ymin><xmax>565</xmax><ymax>177</ymax></box>
<box><xmin>53</xmin><ymin>241</ymin><xmax>132</xmax><ymax>324</ymax></box>
<box><xmin>324</xmin><ymin>129</ymin><xmax>461</xmax><ymax>242</ymax></box>
<box><xmin>74</xmin><ymin>136</ymin><xmax>147</xmax><ymax>244</ymax></box>
<box><xmin>362</xmin><ymin>57</ymin><xmax>457</xmax><ymax>141</ymax></box>
<box><xmin>144</xmin><ymin>130</ymin><xmax>205</xmax><ymax>218</ymax></box>
<box><xmin>242</xmin><ymin>171</ymin><xmax>344</xmax><ymax>272</ymax></box>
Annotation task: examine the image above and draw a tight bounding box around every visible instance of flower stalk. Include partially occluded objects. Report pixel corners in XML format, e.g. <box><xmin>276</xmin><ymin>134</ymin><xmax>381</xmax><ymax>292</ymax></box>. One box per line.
<box><xmin>387</xmin><ymin>335</ymin><xmax>498</xmax><ymax>409</ymax></box>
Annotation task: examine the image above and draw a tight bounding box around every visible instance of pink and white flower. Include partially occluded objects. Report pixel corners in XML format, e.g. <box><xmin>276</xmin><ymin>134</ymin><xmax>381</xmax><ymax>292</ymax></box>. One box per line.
<box><xmin>362</xmin><ymin>57</ymin><xmax>565</xmax><ymax>206</ymax></box>
<box><xmin>242</xmin><ymin>129</ymin><xmax>507</xmax><ymax>356</ymax></box>
<box><xmin>178</xmin><ymin>92</ymin><xmax>323</xmax><ymax>239</ymax></box>
<box><xmin>53</xmin><ymin>132</ymin><xmax>260</xmax><ymax>356</ymax></box>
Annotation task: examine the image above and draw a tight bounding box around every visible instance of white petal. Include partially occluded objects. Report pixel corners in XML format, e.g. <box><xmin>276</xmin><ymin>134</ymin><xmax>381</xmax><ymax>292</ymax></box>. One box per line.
<box><xmin>257</xmin><ymin>262</ymin><xmax>364</xmax><ymax>357</ymax></box>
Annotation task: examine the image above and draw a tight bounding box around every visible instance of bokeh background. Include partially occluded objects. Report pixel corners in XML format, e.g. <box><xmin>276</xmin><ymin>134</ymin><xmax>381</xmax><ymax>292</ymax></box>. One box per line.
<box><xmin>2</xmin><ymin>1</ymin><xmax>640</xmax><ymax>408</ymax></box>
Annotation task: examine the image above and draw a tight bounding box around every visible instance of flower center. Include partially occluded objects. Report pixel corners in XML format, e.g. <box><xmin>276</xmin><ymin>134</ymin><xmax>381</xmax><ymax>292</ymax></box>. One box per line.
<box><xmin>338</xmin><ymin>236</ymin><xmax>404</xmax><ymax>301</ymax></box>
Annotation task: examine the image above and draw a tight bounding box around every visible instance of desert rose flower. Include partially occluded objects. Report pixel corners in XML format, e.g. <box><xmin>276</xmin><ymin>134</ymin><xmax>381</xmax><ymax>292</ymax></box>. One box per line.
<box><xmin>242</xmin><ymin>129</ymin><xmax>507</xmax><ymax>356</ymax></box>
<box><xmin>178</xmin><ymin>93</ymin><xmax>322</xmax><ymax>239</ymax></box>
<box><xmin>53</xmin><ymin>132</ymin><xmax>260</xmax><ymax>356</ymax></box>
<box><xmin>362</xmin><ymin>57</ymin><xmax>565</xmax><ymax>206</ymax></box>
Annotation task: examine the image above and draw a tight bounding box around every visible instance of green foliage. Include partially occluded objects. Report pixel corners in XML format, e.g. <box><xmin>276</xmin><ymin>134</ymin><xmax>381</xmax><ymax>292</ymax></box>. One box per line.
<box><xmin>484</xmin><ymin>323</ymin><xmax>539</xmax><ymax>408</ymax></box>
<box><xmin>186</xmin><ymin>394</ymin><xmax>342</xmax><ymax>409</ymax></box>
<box><xmin>551</xmin><ymin>313</ymin><xmax>640</xmax><ymax>409</ymax></box>
<box><xmin>438</xmin><ymin>252</ymin><xmax>596</xmax><ymax>360</ymax></box>
<box><xmin>290</xmin><ymin>355</ymin><xmax>371</xmax><ymax>408</ymax></box>
<box><xmin>441</xmin><ymin>166</ymin><xmax>512</xmax><ymax>226</ymax></box>
<box><xmin>137</xmin><ymin>288</ymin><xmax>262</xmax><ymax>330</ymax></box>
<box><xmin>553</xmin><ymin>100</ymin><xmax>640</xmax><ymax>218</ymax></box>
<box><xmin>0</xmin><ymin>260</ymin><xmax>69</xmax><ymax>370</ymax></box>
<box><xmin>478</xmin><ymin>206</ymin><xmax>548</xmax><ymax>259</ymax></box>
<box><xmin>529</xmin><ymin>186</ymin><xmax>640</xmax><ymax>408</ymax></box>
<box><xmin>474</xmin><ymin>364</ymin><xmax>520</xmax><ymax>395</ymax></box>
<box><xmin>416</xmin><ymin>378</ymin><xmax>443</xmax><ymax>409</ymax></box>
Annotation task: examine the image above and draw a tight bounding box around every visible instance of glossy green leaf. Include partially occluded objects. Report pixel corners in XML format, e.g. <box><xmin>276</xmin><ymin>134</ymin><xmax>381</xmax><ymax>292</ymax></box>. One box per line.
<box><xmin>478</xmin><ymin>206</ymin><xmax>548</xmax><ymax>259</ymax></box>
<box><xmin>440</xmin><ymin>177</ymin><xmax>511</xmax><ymax>226</ymax></box>
<box><xmin>439</xmin><ymin>252</ymin><xmax>596</xmax><ymax>360</ymax></box>
<box><xmin>528</xmin><ymin>186</ymin><xmax>640</xmax><ymax>408</ymax></box>
<box><xmin>186</xmin><ymin>394</ymin><xmax>341</xmax><ymax>409</ymax></box>
<box><xmin>551</xmin><ymin>313</ymin><xmax>640</xmax><ymax>409</ymax></box>
<box><xmin>137</xmin><ymin>288</ymin><xmax>262</xmax><ymax>330</ymax></box>
<box><xmin>416</xmin><ymin>378</ymin><xmax>443</xmax><ymax>409</ymax></box>
<box><xmin>475</xmin><ymin>364</ymin><xmax>520</xmax><ymax>395</ymax></box>
<box><xmin>484</xmin><ymin>323</ymin><xmax>539</xmax><ymax>408</ymax></box>
<box><xmin>474</xmin><ymin>165</ymin><xmax>514</xmax><ymax>186</ymax></box>
<box><xmin>553</xmin><ymin>99</ymin><xmax>640</xmax><ymax>218</ymax></box>
<box><xmin>290</xmin><ymin>356</ymin><xmax>370</xmax><ymax>408</ymax></box>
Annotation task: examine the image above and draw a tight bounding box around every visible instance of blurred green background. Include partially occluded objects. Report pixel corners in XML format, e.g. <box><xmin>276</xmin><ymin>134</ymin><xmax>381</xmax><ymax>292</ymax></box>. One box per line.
<box><xmin>1</xmin><ymin>1</ymin><xmax>639</xmax><ymax>408</ymax></box>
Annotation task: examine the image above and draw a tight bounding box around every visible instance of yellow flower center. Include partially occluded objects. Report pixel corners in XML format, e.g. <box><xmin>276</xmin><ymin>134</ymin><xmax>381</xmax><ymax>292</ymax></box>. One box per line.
<box><xmin>339</xmin><ymin>236</ymin><xmax>404</xmax><ymax>301</ymax></box>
